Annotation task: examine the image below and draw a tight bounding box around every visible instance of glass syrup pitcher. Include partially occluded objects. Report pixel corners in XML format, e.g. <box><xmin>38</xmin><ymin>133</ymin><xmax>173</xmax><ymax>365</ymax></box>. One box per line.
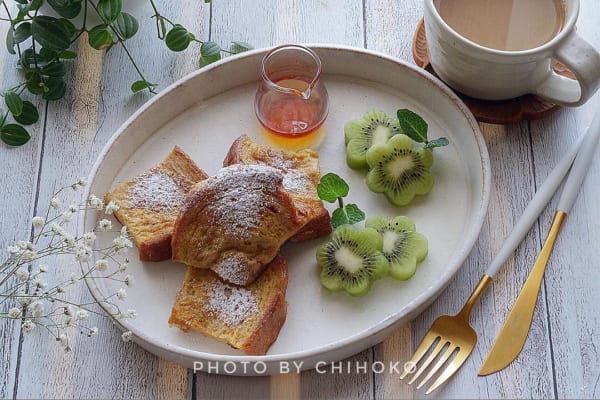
<box><xmin>254</xmin><ymin>45</ymin><xmax>329</xmax><ymax>138</ymax></box>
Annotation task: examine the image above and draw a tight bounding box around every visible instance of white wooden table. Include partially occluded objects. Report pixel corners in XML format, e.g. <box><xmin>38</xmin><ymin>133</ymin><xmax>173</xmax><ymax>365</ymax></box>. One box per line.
<box><xmin>1</xmin><ymin>0</ymin><xmax>599</xmax><ymax>398</ymax></box>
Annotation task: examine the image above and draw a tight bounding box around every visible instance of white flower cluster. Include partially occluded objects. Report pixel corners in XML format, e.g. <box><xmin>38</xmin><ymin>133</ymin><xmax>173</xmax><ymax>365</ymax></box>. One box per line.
<box><xmin>0</xmin><ymin>179</ymin><xmax>136</xmax><ymax>351</ymax></box>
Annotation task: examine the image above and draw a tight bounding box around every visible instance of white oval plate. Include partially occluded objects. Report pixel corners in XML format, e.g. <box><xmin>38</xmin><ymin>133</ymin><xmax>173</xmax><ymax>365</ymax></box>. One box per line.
<box><xmin>83</xmin><ymin>45</ymin><xmax>490</xmax><ymax>375</ymax></box>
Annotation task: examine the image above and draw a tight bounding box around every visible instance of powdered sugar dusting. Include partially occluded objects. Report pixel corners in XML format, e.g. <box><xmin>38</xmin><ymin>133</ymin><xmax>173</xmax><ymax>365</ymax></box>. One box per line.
<box><xmin>213</xmin><ymin>255</ymin><xmax>251</xmax><ymax>286</ymax></box>
<box><xmin>128</xmin><ymin>170</ymin><xmax>186</xmax><ymax>211</ymax></box>
<box><xmin>204</xmin><ymin>283</ymin><xmax>258</xmax><ymax>327</ymax></box>
<box><xmin>203</xmin><ymin>164</ymin><xmax>285</xmax><ymax>239</ymax></box>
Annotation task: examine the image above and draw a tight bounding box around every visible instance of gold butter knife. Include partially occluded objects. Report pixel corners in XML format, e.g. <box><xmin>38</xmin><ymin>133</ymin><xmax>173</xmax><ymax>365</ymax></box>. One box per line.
<box><xmin>479</xmin><ymin>113</ymin><xmax>600</xmax><ymax>376</ymax></box>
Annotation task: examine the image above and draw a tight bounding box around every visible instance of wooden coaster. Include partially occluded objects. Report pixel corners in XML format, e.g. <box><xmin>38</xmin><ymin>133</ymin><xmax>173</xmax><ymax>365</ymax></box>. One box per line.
<box><xmin>412</xmin><ymin>19</ymin><xmax>576</xmax><ymax>125</ymax></box>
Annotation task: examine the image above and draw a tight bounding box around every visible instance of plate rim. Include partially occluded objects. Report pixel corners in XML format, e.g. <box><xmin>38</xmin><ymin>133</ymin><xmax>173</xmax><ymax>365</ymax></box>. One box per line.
<box><xmin>82</xmin><ymin>43</ymin><xmax>491</xmax><ymax>369</ymax></box>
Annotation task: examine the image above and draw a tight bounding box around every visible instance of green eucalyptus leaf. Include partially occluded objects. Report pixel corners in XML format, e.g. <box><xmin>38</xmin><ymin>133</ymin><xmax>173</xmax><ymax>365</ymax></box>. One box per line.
<box><xmin>59</xmin><ymin>18</ymin><xmax>77</xmax><ymax>38</ymax></box>
<box><xmin>165</xmin><ymin>25</ymin><xmax>192</xmax><ymax>52</ymax></box>
<box><xmin>19</xmin><ymin>49</ymin><xmax>37</xmax><ymax>69</ymax></box>
<box><xmin>42</xmin><ymin>61</ymin><xmax>67</xmax><ymax>77</ymax></box>
<box><xmin>199</xmin><ymin>41</ymin><xmax>221</xmax><ymax>66</ymax></box>
<box><xmin>97</xmin><ymin>0</ymin><xmax>122</xmax><ymax>23</ymax></box>
<box><xmin>130</xmin><ymin>80</ymin><xmax>156</xmax><ymax>93</ymax></box>
<box><xmin>88</xmin><ymin>25</ymin><xmax>114</xmax><ymax>50</ymax></box>
<box><xmin>6</xmin><ymin>28</ymin><xmax>16</xmax><ymax>55</ymax></box>
<box><xmin>397</xmin><ymin>108</ymin><xmax>428</xmax><ymax>144</ymax></box>
<box><xmin>31</xmin><ymin>16</ymin><xmax>72</xmax><ymax>51</ymax></box>
<box><xmin>230</xmin><ymin>41</ymin><xmax>253</xmax><ymax>54</ymax></box>
<box><xmin>14</xmin><ymin>101</ymin><xmax>39</xmax><ymax>125</ymax></box>
<box><xmin>5</xmin><ymin>92</ymin><xmax>23</xmax><ymax>117</ymax></box>
<box><xmin>25</xmin><ymin>71</ymin><xmax>44</xmax><ymax>95</ymax></box>
<box><xmin>1</xmin><ymin>124</ymin><xmax>30</xmax><ymax>146</ymax></box>
<box><xmin>58</xmin><ymin>50</ymin><xmax>77</xmax><ymax>59</ymax></box>
<box><xmin>13</xmin><ymin>22</ymin><xmax>31</xmax><ymax>44</ymax></box>
<box><xmin>29</xmin><ymin>0</ymin><xmax>42</xmax><ymax>11</ymax></box>
<box><xmin>317</xmin><ymin>173</ymin><xmax>350</xmax><ymax>203</ymax></box>
<box><xmin>47</xmin><ymin>0</ymin><xmax>82</xmax><ymax>19</ymax></box>
<box><xmin>42</xmin><ymin>77</ymin><xmax>67</xmax><ymax>100</ymax></box>
<box><xmin>114</xmin><ymin>12</ymin><xmax>138</xmax><ymax>39</ymax></box>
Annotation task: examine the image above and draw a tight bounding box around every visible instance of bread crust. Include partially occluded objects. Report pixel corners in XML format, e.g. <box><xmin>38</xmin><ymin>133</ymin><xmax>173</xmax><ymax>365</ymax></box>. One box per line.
<box><xmin>168</xmin><ymin>253</ymin><xmax>288</xmax><ymax>355</ymax></box>
<box><xmin>223</xmin><ymin>134</ymin><xmax>332</xmax><ymax>241</ymax></box>
<box><xmin>104</xmin><ymin>146</ymin><xmax>207</xmax><ymax>262</ymax></box>
<box><xmin>171</xmin><ymin>164</ymin><xmax>304</xmax><ymax>285</ymax></box>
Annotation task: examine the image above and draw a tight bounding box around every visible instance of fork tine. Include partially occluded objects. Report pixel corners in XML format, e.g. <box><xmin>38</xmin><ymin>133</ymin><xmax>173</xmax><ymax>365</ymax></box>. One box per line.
<box><xmin>399</xmin><ymin>331</ymin><xmax>440</xmax><ymax>379</ymax></box>
<box><xmin>416</xmin><ymin>344</ymin><xmax>457</xmax><ymax>389</ymax></box>
<box><xmin>408</xmin><ymin>338</ymin><xmax>447</xmax><ymax>384</ymax></box>
<box><xmin>424</xmin><ymin>348</ymin><xmax>472</xmax><ymax>395</ymax></box>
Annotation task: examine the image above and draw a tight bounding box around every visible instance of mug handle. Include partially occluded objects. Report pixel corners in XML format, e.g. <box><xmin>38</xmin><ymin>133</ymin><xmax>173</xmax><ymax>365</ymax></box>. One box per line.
<box><xmin>533</xmin><ymin>30</ymin><xmax>600</xmax><ymax>106</ymax></box>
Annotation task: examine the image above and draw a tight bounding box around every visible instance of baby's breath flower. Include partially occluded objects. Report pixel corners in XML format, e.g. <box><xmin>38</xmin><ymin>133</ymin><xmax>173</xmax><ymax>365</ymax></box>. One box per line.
<box><xmin>118</xmin><ymin>262</ymin><xmax>129</xmax><ymax>273</ymax></box>
<box><xmin>61</xmin><ymin>211</ymin><xmax>74</xmax><ymax>223</ymax></box>
<box><xmin>32</xmin><ymin>216</ymin><xmax>45</xmax><ymax>229</ymax></box>
<box><xmin>97</xmin><ymin>219</ymin><xmax>112</xmax><ymax>232</ymax></box>
<box><xmin>70</xmin><ymin>273</ymin><xmax>79</xmax><ymax>284</ymax></box>
<box><xmin>22</xmin><ymin>319</ymin><xmax>35</xmax><ymax>333</ymax></box>
<box><xmin>88</xmin><ymin>195</ymin><xmax>104</xmax><ymax>210</ymax></box>
<box><xmin>77</xmin><ymin>177</ymin><xmax>87</xmax><ymax>187</ymax></box>
<box><xmin>7</xmin><ymin>245</ymin><xmax>20</xmax><ymax>256</ymax></box>
<box><xmin>18</xmin><ymin>296</ymin><xmax>33</xmax><ymax>306</ymax></box>
<box><xmin>105</xmin><ymin>201</ymin><xmax>119</xmax><ymax>215</ymax></box>
<box><xmin>22</xmin><ymin>250</ymin><xmax>37</xmax><ymax>262</ymax></box>
<box><xmin>116</xmin><ymin>288</ymin><xmax>127</xmax><ymax>300</ymax></box>
<box><xmin>120</xmin><ymin>226</ymin><xmax>128</xmax><ymax>238</ymax></box>
<box><xmin>121</xmin><ymin>331</ymin><xmax>133</xmax><ymax>342</ymax></box>
<box><xmin>18</xmin><ymin>241</ymin><xmax>33</xmax><ymax>250</ymax></box>
<box><xmin>124</xmin><ymin>275</ymin><xmax>134</xmax><ymax>287</ymax></box>
<box><xmin>56</xmin><ymin>286</ymin><xmax>65</xmax><ymax>294</ymax></box>
<box><xmin>50</xmin><ymin>197</ymin><xmax>61</xmax><ymax>210</ymax></box>
<box><xmin>58</xmin><ymin>333</ymin><xmax>68</xmax><ymax>347</ymax></box>
<box><xmin>64</xmin><ymin>306</ymin><xmax>74</xmax><ymax>316</ymax></box>
<box><xmin>34</xmin><ymin>277</ymin><xmax>47</xmax><ymax>290</ymax></box>
<box><xmin>83</xmin><ymin>232</ymin><xmax>96</xmax><ymax>245</ymax></box>
<box><xmin>88</xmin><ymin>327</ymin><xmax>98</xmax><ymax>337</ymax></box>
<box><xmin>95</xmin><ymin>259</ymin><xmax>109</xmax><ymax>272</ymax></box>
<box><xmin>68</xmin><ymin>204</ymin><xmax>78</xmax><ymax>213</ymax></box>
<box><xmin>64</xmin><ymin>316</ymin><xmax>73</xmax><ymax>327</ymax></box>
<box><xmin>51</xmin><ymin>223</ymin><xmax>66</xmax><ymax>236</ymax></box>
<box><xmin>76</xmin><ymin>309</ymin><xmax>89</xmax><ymax>321</ymax></box>
<box><xmin>126</xmin><ymin>309</ymin><xmax>137</xmax><ymax>319</ymax></box>
<box><xmin>39</xmin><ymin>264</ymin><xmax>48</xmax><ymax>273</ymax></box>
<box><xmin>75</xmin><ymin>244</ymin><xmax>92</xmax><ymax>263</ymax></box>
<box><xmin>16</xmin><ymin>268</ymin><xmax>29</xmax><ymax>282</ymax></box>
<box><xmin>29</xmin><ymin>300</ymin><xmax>44</xmax><ymax>318</ymax></box>
<box><xmin>113</xmin><ymin>236</ymin><xmax>133</xmax><ymax>250</ymax></box>
<box><xmin>8</xmin><ymin>307</ymin><xmax>22</xmax><ymax>319</ymax></box>
<box><xmin>63</xmin><ymin>234</ymin><xmax>76</xmax><ymax>245</ymax></box>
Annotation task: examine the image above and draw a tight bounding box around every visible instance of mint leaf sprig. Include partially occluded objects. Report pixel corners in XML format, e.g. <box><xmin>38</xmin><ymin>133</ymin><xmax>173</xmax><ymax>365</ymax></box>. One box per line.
<box><xmin>317</xmin><ymin>173</ymin><xmax>365</xmax><ymax>229</ymax></box>
<box><xmin>397</xmin><ymin>109</ymin><xmax>449</xmax><ymax>149</ymax></box>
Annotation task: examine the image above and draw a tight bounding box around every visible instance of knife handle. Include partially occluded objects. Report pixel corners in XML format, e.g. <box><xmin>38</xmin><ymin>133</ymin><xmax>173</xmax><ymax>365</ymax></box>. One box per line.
<box><xmin>557</xmin><ymin>113</ymin><xmax>600</xmax><ymax>213</ymax></box>
<box><xmin>484</xmin><ymin>132</ymin><xmax>584</xmax><ymax>278</ymax></box>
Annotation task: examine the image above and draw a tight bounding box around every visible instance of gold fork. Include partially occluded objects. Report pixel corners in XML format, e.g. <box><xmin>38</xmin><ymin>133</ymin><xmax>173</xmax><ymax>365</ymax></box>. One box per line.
<box><xmin>400</xmin><ymin>127</ymin><xmax>590</xmax><ymax>394</ymax></box>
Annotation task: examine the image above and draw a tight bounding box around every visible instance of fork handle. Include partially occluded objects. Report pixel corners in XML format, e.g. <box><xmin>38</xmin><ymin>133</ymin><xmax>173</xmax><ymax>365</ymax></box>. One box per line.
<box><xmin>557</xmin><ymin>113</ymin><xmax>600</xmax><ymax>213</ymax></box>
<box><xmin>484</xmin><ymin>119</ymin><xmax>590</xmax><ymax>278</ymax></box>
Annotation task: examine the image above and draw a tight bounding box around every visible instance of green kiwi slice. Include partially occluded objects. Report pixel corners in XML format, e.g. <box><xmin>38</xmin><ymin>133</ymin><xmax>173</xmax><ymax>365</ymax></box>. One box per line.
<box><xmin>345</xmin><ymin>110</ymin><xmax>402</xmax><ymax>170</ymax></box>
<box><xmin>365</xmin><ymin>216</ymin><xmax>427</xmax><ymax>280</ymax></box>
<box><xmin>316</xmin><ymin>225</ymin><xmax>388</xmax><ymax>296</ymax></box>
<box><xmin>365</xmin><ymin>134</ymin><xmax>434</xmax><ymax>206</ymax></box>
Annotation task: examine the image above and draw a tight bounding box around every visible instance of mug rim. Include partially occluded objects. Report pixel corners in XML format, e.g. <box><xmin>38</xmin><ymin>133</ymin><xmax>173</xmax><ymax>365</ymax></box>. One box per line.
<box><xmin>424</xmin><ymin>0</ymin><xmax>579</xmax><ymax>56</ymax></box>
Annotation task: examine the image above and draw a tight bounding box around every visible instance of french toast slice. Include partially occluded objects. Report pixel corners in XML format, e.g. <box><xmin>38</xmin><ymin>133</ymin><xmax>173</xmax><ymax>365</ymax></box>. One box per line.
<box><xmin>168</xmin><ymin>253</ymin><xmax>288</xmax><ymax>356</ymax></box>
<box><xmin>104</xmin><ymin>147</ymin><xmax>208</xmax><ymax>262</ymax></box>
<box><xmin>223</xmin><ymin>134</ymin><xmax>332</xmax><ymax>242</ymax></box>
<box><xmin>171</xmin><ymin>164</ymin><xmax>304</xmax><ymax>286</ymax></box>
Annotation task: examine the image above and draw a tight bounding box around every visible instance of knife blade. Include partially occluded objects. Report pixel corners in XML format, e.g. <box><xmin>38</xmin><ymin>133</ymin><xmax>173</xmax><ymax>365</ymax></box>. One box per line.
<box><xmin>479</xmin><ymin>113</ymin><xmax>600</xmax><ymax>376</ymax></box>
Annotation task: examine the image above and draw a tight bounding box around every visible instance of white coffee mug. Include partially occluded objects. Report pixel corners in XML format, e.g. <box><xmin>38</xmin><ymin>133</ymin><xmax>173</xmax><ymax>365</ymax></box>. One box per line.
<box><xmin>423</xmin><ymin>0</ymin><xmax>600</xmax><ymax>106</ymax></box>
